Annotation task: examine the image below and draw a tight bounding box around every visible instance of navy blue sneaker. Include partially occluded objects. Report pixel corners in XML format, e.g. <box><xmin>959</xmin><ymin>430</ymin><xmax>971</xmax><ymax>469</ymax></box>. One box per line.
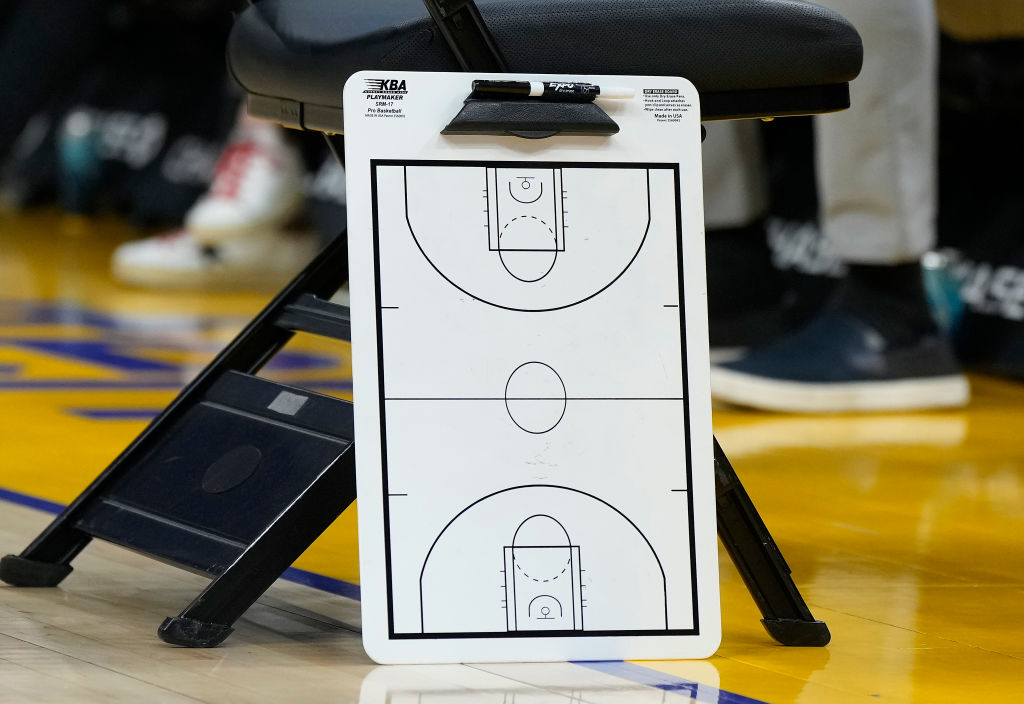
<box><xmin>710</xmin><ymin>265</ymin><xmax>970</xmax><ymax>412</ymax></box>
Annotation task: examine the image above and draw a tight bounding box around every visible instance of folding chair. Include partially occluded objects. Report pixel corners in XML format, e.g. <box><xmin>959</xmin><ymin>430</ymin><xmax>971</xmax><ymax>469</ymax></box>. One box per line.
<box><xmin>2</xmin><ymin>0</ymin><xmax>861</xmax><ymax>648</ymax></box>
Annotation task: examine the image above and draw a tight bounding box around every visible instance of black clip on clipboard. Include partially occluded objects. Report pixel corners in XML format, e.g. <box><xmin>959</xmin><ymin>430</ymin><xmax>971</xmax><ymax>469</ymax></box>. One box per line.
<box><xmin>422</xmin><ymin>0</ymin><xmax>619</xmax><ymax>139</ymax></box>
<box><xmin>442</xmin><ymin>92</ymin><xmax>620</xmax><ymax>139</ymax></box>
<box><xmin>421</xmin><ymin>0</ymin><xmax>830</xmax><ymax>646</ymax></box>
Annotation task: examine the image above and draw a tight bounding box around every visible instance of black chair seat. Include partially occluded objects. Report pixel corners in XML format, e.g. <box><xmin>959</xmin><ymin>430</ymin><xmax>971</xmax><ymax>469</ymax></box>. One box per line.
<box><xmin>228</xmin><ymin>0</ymin><xmax>862</xmax><ymax>131</ymax></box>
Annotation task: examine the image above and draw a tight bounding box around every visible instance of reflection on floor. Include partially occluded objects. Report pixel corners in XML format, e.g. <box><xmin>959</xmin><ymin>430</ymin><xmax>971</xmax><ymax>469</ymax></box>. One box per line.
<box><xmin>1</xmin><ymin>209</ymin><xmax>1023</xmax><ymax>703</ymax></box>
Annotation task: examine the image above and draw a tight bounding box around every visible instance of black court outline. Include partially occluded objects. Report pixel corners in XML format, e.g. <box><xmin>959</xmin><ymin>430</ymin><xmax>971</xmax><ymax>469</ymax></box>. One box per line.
<box><xmin>371</xmin><ymin>159</ymin><xmax>697</xmax><ymax>640</ymax></box>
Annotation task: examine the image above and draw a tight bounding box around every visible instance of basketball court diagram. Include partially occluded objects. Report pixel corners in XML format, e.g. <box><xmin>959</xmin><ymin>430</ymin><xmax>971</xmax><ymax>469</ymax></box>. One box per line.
<box><xmin>400</xmin><ymin>163</ymin><xmax>652</xmax><ymax>312</ymax></box>
<box><xmin>367</xmin><ymin>159</ymin><xmax>701</xmax><ymax>639</ymax></box>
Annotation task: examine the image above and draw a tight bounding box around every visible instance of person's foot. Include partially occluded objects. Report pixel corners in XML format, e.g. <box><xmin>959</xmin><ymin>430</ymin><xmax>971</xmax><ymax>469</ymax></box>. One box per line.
<box><xmin>944</xmin><ymin>247</ymin><xmax>1024</xmax><ymax>382</ymax></box>
<box><xmin>706</xmin><ymin>221</ymin><xmax>789</xmax><ymax>361</ymax></box>
<box><xmin>184</xmin><ymin>124</ymin><xmax>304</xmax><ymax>246</ymax></box>
<box><xmin>706</xmin><ymin>220</ymin><xmax>837</xmax><ymax>362</ymax></box>
<box><xmin>710</xmin><ymin>263</ymin><xmax>970</xmax><ymax>413</ymax></box>
<box><xmin>110</xmin><ymin>228</ymin><xmax>321</xmax><ymax>290</ymax></box>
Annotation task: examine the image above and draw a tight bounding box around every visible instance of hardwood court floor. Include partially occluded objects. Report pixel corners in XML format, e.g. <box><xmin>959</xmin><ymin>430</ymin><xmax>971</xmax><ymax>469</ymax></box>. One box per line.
<box><xmin>1</xmin><ymin>209</ymin><xmax>1023</xmax><ymax>703</ymax></box>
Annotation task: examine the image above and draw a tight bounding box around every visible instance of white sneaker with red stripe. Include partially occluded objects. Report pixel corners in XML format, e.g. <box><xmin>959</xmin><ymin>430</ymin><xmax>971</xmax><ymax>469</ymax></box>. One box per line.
<box><xmin>111</xmin><ymin>228</ymin><xmax>321</xmax><ymax>290</ymax></box>
<box><xmin>185</xmin><ymin>124</ymin><xmax>305</xmax><ymax>246</ymax></box>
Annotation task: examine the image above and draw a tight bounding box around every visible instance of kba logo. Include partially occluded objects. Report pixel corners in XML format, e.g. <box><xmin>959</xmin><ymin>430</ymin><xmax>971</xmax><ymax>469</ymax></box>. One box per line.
<box><xmin>364</xmin><ymin>78</ymin><xmax>408</xmax><ymax>93</ymax></box>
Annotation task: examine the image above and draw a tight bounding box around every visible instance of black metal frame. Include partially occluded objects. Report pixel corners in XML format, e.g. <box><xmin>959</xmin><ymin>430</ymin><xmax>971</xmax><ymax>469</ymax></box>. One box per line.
<box><xmin>2</xmin><ymin>237</ymin><xmax>358</xmax><ymax>648</ymax></box>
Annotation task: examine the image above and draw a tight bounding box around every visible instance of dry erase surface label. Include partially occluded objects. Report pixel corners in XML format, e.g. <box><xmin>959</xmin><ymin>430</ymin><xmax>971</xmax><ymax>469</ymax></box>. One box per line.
<box><xmin>344</xmin><ymin>72</ymin><xmax>717</xmax><ymax>663</ymax></box>
<box><xmin>642</xmin><ymin>88</ymin><xmax>694</xmax><ymax>123</ymax></box>
<box><xmin>361</xmin><ymin>77</ymin><xmax>408</xmax><ymax>119</ymax></box>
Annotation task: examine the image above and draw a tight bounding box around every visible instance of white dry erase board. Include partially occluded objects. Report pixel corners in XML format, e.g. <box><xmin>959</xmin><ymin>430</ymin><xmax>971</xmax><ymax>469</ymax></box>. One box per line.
<box><xmin>344</xmin><ymin>71</ymin><xmax>719</xmax><ymax>664</ymax></box>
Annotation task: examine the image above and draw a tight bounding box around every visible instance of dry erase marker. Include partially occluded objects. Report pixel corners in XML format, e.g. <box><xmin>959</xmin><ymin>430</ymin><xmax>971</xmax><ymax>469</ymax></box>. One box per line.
<box><xmin>471</xmin><ymin>80</ymin><xmax>635</xmax><ymax>101</ymax></box>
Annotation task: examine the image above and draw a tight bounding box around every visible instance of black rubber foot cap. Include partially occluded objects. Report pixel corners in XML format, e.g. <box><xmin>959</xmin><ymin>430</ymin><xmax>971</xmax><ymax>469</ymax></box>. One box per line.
<box><xmin>0</xmin><ymin>554</ymin><xmax>73</xmax><ymax>587</ymax></box>
<box><xmin>762</xmin><ymin>618</ymin><xmax>831</xmax><ymax>647</ymax></box>
<box><xmin>158</xmin><ymin>616</ymin><xmax>234</xmax><ymax>648</ymax></box>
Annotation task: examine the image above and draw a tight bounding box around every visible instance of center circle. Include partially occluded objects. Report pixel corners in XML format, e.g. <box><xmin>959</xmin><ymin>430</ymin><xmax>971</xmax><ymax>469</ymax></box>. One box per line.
<box><xmin>504</xmin><ymin>362</ymin><xmax>567</xmax><ymax>434</ymax></box>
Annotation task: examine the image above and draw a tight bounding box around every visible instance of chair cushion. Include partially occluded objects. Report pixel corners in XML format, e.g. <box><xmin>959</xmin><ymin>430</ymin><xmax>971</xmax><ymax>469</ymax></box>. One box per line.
<box><xmin>228</xmin><ymin>0</ymin><xmax>862</xmax><ymax>124</ymax></box>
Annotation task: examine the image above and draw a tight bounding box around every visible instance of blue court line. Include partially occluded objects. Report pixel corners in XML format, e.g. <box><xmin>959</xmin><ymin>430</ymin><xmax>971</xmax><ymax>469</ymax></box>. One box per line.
<box><xmin>0</xmin><ymin>301</ymin><xmax>251</xmax><ymax>331</ymax></box>
<box><xmin>0</xmin><ymin>486</ymin><xmax>67</xmax><ymax>514</ymax></box>
<box><xmin>0</xmin><ymin>486</ymin><xmax>362</xmax><ymax>600</ymax></box>
<box><xmin>575</xmin><ymin>660</ymin><xmax>771</xmax><ymax>704</ymax></box>
<box><xmin>0</xmin><ymin>379</ymin><xmax>353</xmax><ymax>391</ymax></box>
<box><xmin>67</xmin><ymin>408</ymin><xmax>163</xmax><ymax>420</ymax></box>
<box><xmin>0</xmin><ymin>380</ymin><xmax>195</xmax><ymax>390</ymax></box>
<box><xmin>281</xmin><ymin>566</ymin><xmax>361</xmax><ymax>600</ymax></box>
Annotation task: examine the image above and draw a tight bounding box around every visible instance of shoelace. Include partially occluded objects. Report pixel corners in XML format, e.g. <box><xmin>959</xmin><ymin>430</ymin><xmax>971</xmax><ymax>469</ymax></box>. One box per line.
<box><xmin>209</xmin><ymin>140</ymin><xmax>279</xmax><ymax>200</ymax></box>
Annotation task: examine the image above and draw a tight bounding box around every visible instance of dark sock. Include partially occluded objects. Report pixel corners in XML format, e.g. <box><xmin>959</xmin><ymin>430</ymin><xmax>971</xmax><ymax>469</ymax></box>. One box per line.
<box><xmin>705</xmin><ymin>220</ymin><xmax>783</xmax><ymax>318</ymax></box>
<box><xmin>836</xmin><ymin>262</ymin><xmax>940</xmax><ymax>343</ymax></box>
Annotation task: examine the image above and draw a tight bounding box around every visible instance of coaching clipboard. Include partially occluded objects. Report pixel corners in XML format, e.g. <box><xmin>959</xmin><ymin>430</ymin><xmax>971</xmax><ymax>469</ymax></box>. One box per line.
<box><xmin>344</xmin><ymin>71</ymin><xmax>719</xmax><ymax>663</ymax></box>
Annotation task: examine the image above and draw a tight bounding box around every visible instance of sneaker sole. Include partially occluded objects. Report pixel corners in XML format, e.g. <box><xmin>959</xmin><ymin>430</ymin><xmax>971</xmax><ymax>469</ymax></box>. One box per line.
<box><xmin>710</xmin><ymin>367</ymin><xmax>970</xmax><ymax>413</ymax></box>
<box><xmin>111</xmin><ymin>261</ymin><xmax>302</xmax><ymax>291</ymax></box>
<box><xmin>188</xmin><ymin>194</ymin><xmax>305</xmax><ymax>246</ymax></box>
<box><xmin>709</xmin><ymin>346</ymin><xmax>747</xmax><ymax>364</ymax></box>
